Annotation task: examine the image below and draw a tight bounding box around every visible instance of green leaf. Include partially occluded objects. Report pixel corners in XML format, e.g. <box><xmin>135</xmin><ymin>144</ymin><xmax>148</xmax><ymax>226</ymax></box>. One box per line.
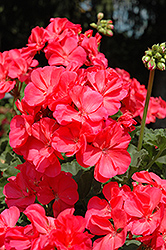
<box><xmin>61</xmin><ymin>160</ymin><xmax>83</xmax><ymax>176</ymax></box>
<box><xmin>128</xmin><ymin>144</ymin><xmax>149</xmax><ymax>169</ymax></box>
<box><xmin>77</xmin><ymin>168</ymin><xmax>94</xmax><ymax>199</ymax></box>
<box><xmin>0</xmin><ymin>177</ymin><xmax>8</xmax><ymax>200</ymax></box>
<box><xmin>135</xmin><ymin>127</ymin><xmax>166</xmax><ymax>172</ymax></box>
<box><xmin>141</xmin><ymin>127</ymin><xmax>166</xmax><ymax>150</ymax></box>
<box><xmin>121</xmin><ymin>240</ymin><xmax>141</xmax><ymax>249</ymax></box>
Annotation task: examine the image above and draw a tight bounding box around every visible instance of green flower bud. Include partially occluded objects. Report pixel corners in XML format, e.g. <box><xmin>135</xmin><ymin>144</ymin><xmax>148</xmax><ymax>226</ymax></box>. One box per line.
<box><xmin>160</xmin><ymin>42</ymin><xmax>166</xmax><ymax>48</ymax></box>
<box><xmin>158</xmin><ymin>46</ymin><xmax>164</xmax><ymax>55</ymax></box>
<box><xmin>152</xmin><ymin>44</ymin><xmax>160</xmax><ymax>52</ymax></box>
<box><xmin>145</xmin><ymin>50</ymin><xmax>153</xmax><ymax>57</ymax></box>
<box><xmin>142</xmin><ymin>55</ymin><xmax>151</xmax><ymax>63</ymax></box>
<box><xmin>98</xmin><ymin>27</ymin><xmax>106</xmax><ymax>34</ymax></box>
<box><xmin>157</xmin><ymin>62</ymin><xmax>165</xmax><ymax>71</ymax></box>
<box><xmin>159</xmin><ymin>58</ymin><xmax>165</xmax><ymax>63</ymax></box>
<box><xmin>100</xmin><ymin>20</ymin><xmax>107</xmax><ymax>24</ymax></box>
<box><xmin>90</xmin><ymin>23</ymin><xmax>97</xmax><ymax>29</ymax></box>
<box><xmin>154</xmin><ymin>52</ymin><xmax>162</xmax><ymax>60</ymax></box>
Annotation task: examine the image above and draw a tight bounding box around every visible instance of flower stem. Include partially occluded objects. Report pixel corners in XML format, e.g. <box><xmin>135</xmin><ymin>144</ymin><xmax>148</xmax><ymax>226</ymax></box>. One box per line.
<box><xmin>137</xmin><ymin>69</ymin><xmax>155</xmax><ymax>151</ymax></box>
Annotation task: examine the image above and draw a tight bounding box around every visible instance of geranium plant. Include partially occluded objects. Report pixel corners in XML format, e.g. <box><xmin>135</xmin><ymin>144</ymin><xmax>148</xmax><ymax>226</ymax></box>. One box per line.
<box><xmin>0</xmin><ymin>13</ymin><xmax>166</xmax><ymax>250</ymax></box>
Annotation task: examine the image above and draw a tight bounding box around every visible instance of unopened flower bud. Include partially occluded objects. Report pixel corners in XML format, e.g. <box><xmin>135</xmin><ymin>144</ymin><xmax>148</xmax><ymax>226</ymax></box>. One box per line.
<box><xmin>91</xmin><ymin>14</ymin><xmax>114</xmax><ymax>37</ymax></box>
<box><xmin>97</xmin><ymin>12</ymin><xmax>104</xmax><ymax>21</ymax></box>
<box><xmin>159</xmin><ymin>58</ymin><xmax>165</xmax><ymax>63</ymax></box>
<box><xmin>90</xmin><ymin>23</ymin><xmax>98</xmax><ymax>29</ymax></box>
<box><xmin>154</xmin><ymin>52</ymin><xmax>162</xmax><ymax>60</ymax></box>
<box><xmin>107</xmin><ymin>24</ymin><xmax>114</xmax><ymax>30</ymax></box>
<box><xmin>107</xmin><ymin>20</ymin><xmax>113</xmax><ymax>24</ymax></box>
<box><xmin>147</xmin><ymin>58</ymin><xmax>156</xmax><ymax>70</ymax></box>
<box><xmin>98</xmin><ymin>27</ymin><xmax>106</xmax><ymax>34</ymax></box>
<box><xmin>106</xmin><ymin>30</ymin><xmax>113</xmax><ymax>37</ymax></box>
<box><xmin>152</xmin><ymin>44</ymin><xmax>160</xmax><ymax>52</ymax></box>
<box><xmin>145</xmin><ymin>50</ymin><xmax>153</xmax><ymax>57</ymax></box>
<box><xmin>160</xmin><ymin>42</ymin><xmax>166</xmax><ymax>53</ymax></box>
<box><xmin>100</xmin><ymin>20</ymin><xmax>107</xmax><ymax>24</ymax></box>
<box><xmin>157</xmin><ymin>62</ymin><xmax>165</xmax><ymax>71</ymax></box>
<box><xmin>142</xmin><ymin>55</ymin><xmax>151</xmax><ymax>63</ymax></box>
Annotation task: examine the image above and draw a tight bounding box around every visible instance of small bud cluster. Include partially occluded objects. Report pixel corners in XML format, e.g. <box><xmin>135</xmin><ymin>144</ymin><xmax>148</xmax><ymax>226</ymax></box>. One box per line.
<box><xmin>142</xmin><ymin>42</ymin><xmax>166</xmax><ymax>71</ymax></box>
<box><xmin>90</xmin><ymin>12</ymin><xmax>114</xmax><ymax>37</ymax></box>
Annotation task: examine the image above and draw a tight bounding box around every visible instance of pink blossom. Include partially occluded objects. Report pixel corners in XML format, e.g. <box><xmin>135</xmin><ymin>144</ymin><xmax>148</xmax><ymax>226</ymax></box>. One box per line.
<box><xmin>24</xmin><ymin>66</ymin><xmax>65</xmax><ymax>107</ymax></box>
<box><xmin>79</xmin><ymin>121</ymin><xmax>131</xmax><ymax>182</ymax></box>
<box><xmin>27</xmin><ymin>26</ymin><xmax>49</xmax><ymax>52</ymax></box>
<box><xmin>89</xmin><ymin>209</ymin><xmax>127</xmax><ymax>250</ymax></box>
<box><xmin>124</xmin><ymin>186</ymin><xmax>163</xmax><ymax>236</ymax></box>
<box><xmin>36</xmin><ymin>171</ymin><xmax>79</xmax><ymax>217</ymax></box>
<box><xmin>87</xmin><ymin>68</ymin><xmax>127</xmax><ymax>115</ymax></box>
<box><xmin>0</xmin><ymin>206</ymin><xmax>20</xmax><ymax>247</ymax></box>
<box><xmin>3</xmin><ymin>172</ymin><xmax>36</xmax><ymax>212</ymax></box>
<box><xmin>45</xmin><ymin>36</ymin><xmax>87</xmax><ymax>67</ymax></box>
<box><xmin>53</xmin><ymin>85</ymin><xmax>108</xmax><ymax>130</ymax></box>
<box><xmin>24</xmin><ymin>117</ymin><xmax>62</xmax><ymax>177</ymax></box>
<box><xmin>45</xmin><ymin>17</ymin><xmax>81</xmax><ymax>42</ymax></box>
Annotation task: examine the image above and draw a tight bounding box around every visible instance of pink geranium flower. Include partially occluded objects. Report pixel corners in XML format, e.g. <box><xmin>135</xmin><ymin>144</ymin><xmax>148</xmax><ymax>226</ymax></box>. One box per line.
<box><xmin>27</xmin><ymin>26</ymin><xmax>49</xmax><ymax>52</ymax></box>
<box><xmin>0</xmin><ymin>51</ymin><xmax>16</xmax><ymax>99</ymax></box>
<box><xmin>52</xmin><ymin>121</ymin><xmax>92</xmax><ymax>157</ymax></box>
<box><xmin>45</xmin><ymin>36</ymin><xmax>87</xmax><ymax>67</ymax></box>
<box><xmin>0</xmin><ymin>206</ymin><xmax>20</xmax><ymax>247</ymax></box>
<box><xmin>24</xmin><ymin>66</ymin><xmax>65</xmax><ymax>107</ymax></box>
<box><xmin>45</xmin><ymin>17</ymin><xmax>81</xmax><ymax>42</ymax></box>
<box><xmin>87</xmin><ymin>68</ymin><xmax>127</xmax><ymax>115</ymax></box>
<box><xmin>124</xmin><ymin>186</ymin><xmax>163</xmax><ymax>236</ymax></box>
<box><xmin>53</xmin><ymin>85</ymin><xmax>108</xmax><ymax>133</ymax></box>
<box><xmin>132</xmin><ymin>171</ymin><xmax>166</xmax><ymax>203</ymax></box>
<box><xmin>25</xmin><ymin>117</ymin><xmax>62</xmax><ymax>177</ymax></box>
<box><xmin>78</xmin><ymin>121</ymin><xmax>131</xmax><ymax>182</ymax></box>
<box><xmin>36</xmin><ymin>171</ymin><xmax>79</xmax><ymax>217</ymax></box>
<box><xmin>23</xmin><ymin>204</ymin><xmax>92</xmax><ymax>249</ymax></box>
<box><xmin>88</xmin><ymin>209</ymin><xmax>127</xmax><ymax>250</ymax></box>
<box><xmin>9</xmin><ymin>114</ymin><xmax>33</xmax><ymax>149</ymax></box>
<box><xmin>3</xmin><ymin>172</ymin><xmax>36</xmax><ymax>212</ymax></box>
<box><xmin>4</xmin><ymin>225</ymin><xmax>33</xmax><ymax>250</ymax></box>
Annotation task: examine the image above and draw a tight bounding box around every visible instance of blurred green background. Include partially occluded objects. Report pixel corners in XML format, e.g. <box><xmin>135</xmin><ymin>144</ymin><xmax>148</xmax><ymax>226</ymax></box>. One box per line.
<box><xmin>0</xmin><ymin>0</ymin><xmax>166</xmax><ymax>127</ymax></box>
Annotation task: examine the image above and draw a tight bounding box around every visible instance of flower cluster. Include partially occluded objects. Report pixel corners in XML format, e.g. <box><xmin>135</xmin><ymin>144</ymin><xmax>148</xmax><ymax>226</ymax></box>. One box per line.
<box><xmin>0</xmin><ymin>204</ymin><xmax>92</xmax><ymax>249</ymax></box>
<box><xmin>85</xmin><ymin>170</ymin><xmax>166</xmax><ymax>250</ymax></box>
<box><xmin>1</xmin><ymin>16</ymin><xmax>166</xmax><ymax>250</ymax></box>
<box><xmin>142</xmin><ymin>42</ymin><xmax>166</xmax><ymax>71</ymax></box>
<box><xmin>7</xmin><ymin>17</ymin><xmax>134</xmax><ymax>183</ymax></box>
<box><xmin>2</xmin><ymin>171</ymin><xmax>166</xmax><ymax>249</ymax></box>
<box><xmin>4</xmin><ymin>161</ymin><xmax>79</xmax><ymax>217</ymax></box>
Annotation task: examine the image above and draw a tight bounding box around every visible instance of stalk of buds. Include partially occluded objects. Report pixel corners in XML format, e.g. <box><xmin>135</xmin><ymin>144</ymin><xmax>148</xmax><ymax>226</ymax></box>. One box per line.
<box><xmin>90</xmin><ymin>12</ymin><xmax>114</xmax><ymax>37</ymax></box>
<box><xmin>142</xmin><ymin>42</ymin><xmax>166</xmax><ymax>71</ymax></box>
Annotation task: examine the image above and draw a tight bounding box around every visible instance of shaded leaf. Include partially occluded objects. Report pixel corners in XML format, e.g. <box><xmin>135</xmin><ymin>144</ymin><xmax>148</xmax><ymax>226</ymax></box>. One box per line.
<box><xmin>128</xmin><ymin>144</ymin><xmax>149</xmax><ymax>168</ymax></box>
<box><xmin>77</xmin><ymin>168</ymin><xmax>94</xmax><ymax>199</ymax></box>
<box><xmin>61</xmin><ymin>159</ymin><xmax>83</xmax><ymax>176</ymax></box>
<box><xmin>121</xmin><ymin>240</ymin><xmax>141</xmax><ymax>249</ymax></box>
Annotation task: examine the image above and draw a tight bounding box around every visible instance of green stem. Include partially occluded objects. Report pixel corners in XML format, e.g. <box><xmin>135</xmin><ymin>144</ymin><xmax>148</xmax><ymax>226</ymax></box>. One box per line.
<box><xmin>137</xmin><ymin>69</ymin><xmax>155</xmax><ymax>151</ymax></box>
